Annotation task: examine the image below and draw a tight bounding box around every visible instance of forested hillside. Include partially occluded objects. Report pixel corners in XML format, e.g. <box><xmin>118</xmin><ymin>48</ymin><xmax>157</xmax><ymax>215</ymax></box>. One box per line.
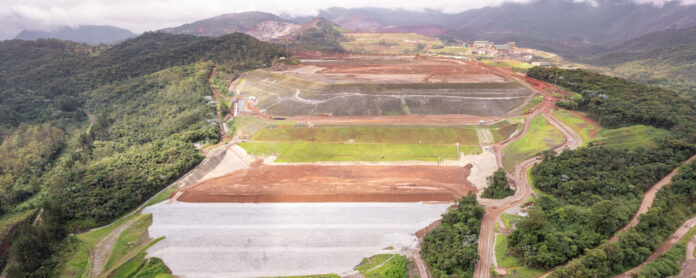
<box><xmin>0</xmin><ymin>32</ymin><xmax>288</xmax><ymax>276</ymax></box>
<box><xmin>512</xmin><ymin>67</ymin><xmax>696</xmax><ymax>276</ymax></box>
<box><xmin>581</xmin><ymin>27</ymin><xmax>696</xmax><ymax>96</ymax></box>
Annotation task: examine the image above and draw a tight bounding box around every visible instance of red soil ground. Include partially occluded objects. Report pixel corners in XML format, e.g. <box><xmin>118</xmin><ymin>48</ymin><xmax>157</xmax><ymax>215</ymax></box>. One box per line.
<box><xmin>567</xmin><ymin>110</ymin><xmax>600</xmax><ymax>138</ymax></box>
<box><xmin>291</xmin><ymin>114</ymin><xmax>503</xmax><ymax>125</ymax></box>
<box><xmin>177</xmin><ymin>164</ymin><xmax>474</xmax><ymax>203</ymax></box>
<box><xmin>274</xmin><ymin>55</ymin><xmax>509</xmax><ymax>83</ymax></box>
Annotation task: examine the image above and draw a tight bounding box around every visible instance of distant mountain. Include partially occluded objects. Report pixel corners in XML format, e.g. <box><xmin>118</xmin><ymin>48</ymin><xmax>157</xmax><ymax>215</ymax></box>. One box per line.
<box><xmin>580</xmin><ymin>26</ymin><xmax>696</xmax><ymax>94</ymax></box>
<box><xmin>161</xmin><ymin>11</ymin><xmax>301</xmax><ymax>40</ymax></box>
<box><xmin>442</xmin><ymin>0</ymin><xmax>696</xmax><ymax>56</ymax></box>
<box><xmin>14</xmin><ymin>25</ymin><xmax>135</xmax><ymax>45</ymax></box>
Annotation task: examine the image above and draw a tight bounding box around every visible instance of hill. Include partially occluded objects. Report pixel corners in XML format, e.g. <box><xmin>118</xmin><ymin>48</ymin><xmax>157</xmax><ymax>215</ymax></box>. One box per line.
<box><xmin>580</xmin><ymin>27</ymin><xmax>696</xmax><ymax>94</ymax></box>
<box><xmin>160</xmin><ymin>11</ymin><xmax>301</xmax><ymax>40</ymax></box>
<box><xmin>14</xmin><ymin>25</ymin><xmax>135</xmax><ymax>45</ymax></box>
<box><xmin>0</xmin><ymin>32</ymin><xmax>288</xmax><ymax>275</ymax></box>
<box><xmin>442</xmin><ymin>0</ymin><xmax>696</xmax><ymax>56</ymax></box>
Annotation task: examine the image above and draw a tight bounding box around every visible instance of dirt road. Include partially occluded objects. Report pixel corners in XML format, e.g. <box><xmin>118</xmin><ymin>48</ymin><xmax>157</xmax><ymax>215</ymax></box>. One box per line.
<box><xmin>472</xmin><ymin>62</ymin><xmax>581</xmax><ymax>278</ymax></box>
<box><xmin>675</xmin><ymin>231</ymin><xmax>696</xmax><ymax>277</ymax></box>
<box><xmin>609</xmin><ymin>154</ymin><xmax>696</xmax><ymax>243</ymax></box>
<box><xmin>89</xmin><ymin>218</ymin><xmax>135</xmax><ymax>278</ymax></box>
<box><xmin>613</xmin><ymin>216</ymin><xmax>696</xmax><ymax>278</ymax></box>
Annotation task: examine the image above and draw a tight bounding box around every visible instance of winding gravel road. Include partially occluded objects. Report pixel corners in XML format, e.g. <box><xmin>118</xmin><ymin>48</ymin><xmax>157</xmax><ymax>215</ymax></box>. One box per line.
<box><xmin>472</xmin><ymin>63</ymin><xmax>582</xmax><ymax>278</ymax></box>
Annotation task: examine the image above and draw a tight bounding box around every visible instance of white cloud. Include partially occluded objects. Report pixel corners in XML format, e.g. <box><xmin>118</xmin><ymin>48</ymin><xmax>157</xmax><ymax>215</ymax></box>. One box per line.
<box><xmin>0</xmin><ymin>0</ymin><xmax>694</xmax><ymax>36</ymax></box>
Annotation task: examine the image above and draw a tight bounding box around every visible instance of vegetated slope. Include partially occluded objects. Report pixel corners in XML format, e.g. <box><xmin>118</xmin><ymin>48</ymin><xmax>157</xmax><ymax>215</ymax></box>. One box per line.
<box><xmin>581</xmin><ymin>26</ymin><xmax>696</xmax><ymax>95</ymax></box>
<box><xmin>0</xmin><ymin>32</ymin><xmax>288</xmax><ymax>276</ymax></box>
<box><xmin>510</xmin><ymin>67</ymin><xmax>696</xmax><ymax>276</ymax></box>
<box><xmin>0</xmin><ymin>32</ymin><xmax>289</xmax><ymax>125</ymax></box>
<box><xmin>161</xmin><ymin>11</ymin><xmax>301</xmax><ymax>40</ymax></box>
<box><xmin>14</xmin><ymin>25</ymin><xmax>135</xmax><ymax>45</ymax></box>
<box><xmin>288</xmin><ymin>18</ymin><xmax>347</xmax><ymax>52</ymax></box>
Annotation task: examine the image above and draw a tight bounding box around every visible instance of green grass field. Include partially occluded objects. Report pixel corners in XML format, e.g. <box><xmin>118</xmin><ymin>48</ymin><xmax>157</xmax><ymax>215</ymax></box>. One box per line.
<box><xmin>355</xmin><ymin>254</ymin><xmax>410</xmax><ymax>277</ymax></box>
<box><xmin>491</xmin><ymin>122</ymin><xmax>522</xmax><ymax>142</ymax></box>
<box><xmin>252</xmin><ymin>125</ymin><xmax>479</xmax><ymax>145</ymax></box>
<box><xmin>430</xmin><ymin>47</ymin><xmax>470</xmax><ymax>55</ymax></box>
<box><xmin>495</xmin><ymin>234</ymin><xmax>545</xmax><ymax>277</ymax></box>
<box><xmin>240</xmin><ymin>141</ymin><xmax>478</xmax><ymax>162</ymax></box>
<box><xmin>54</xmin><ymin>213</ymin><xmax>139</xmax><ymax>278</ymax></box>
<box><xmin>503</xmin><ymin>115</ymin><xmax>564</xmax><ymax>171</ymax></box>
<box><xmin>592</xmin><ymin>125</ymin><xmax>670</xmax><ymax>150</ymax></box>
<box><xmin>232</xmin><ymin>116</ymin><xmax>294</xmax><ymax>138</ymax></box>
<box><xmin>483</xmin><ymin>60</ymin><xmax>534</xmax><ymax>73</ymax></box>
<box><xmin>104</xmin><ymin>214</ymin><xmax>153</xmax><ymax>271</ymax></box>
<box><xmin>551</xmin><ymin>109</ymin><xmax>597</xmax><ymax>147</ymax></box>
<box><xmin>109</xmin><ymin>247</ymin><xmax>171</xmax><ymax>278</ymax></box>
<box><xmin>341</xmin><ymin>33</ymin><xmax>439</xmax><ymax>54</ymax></box>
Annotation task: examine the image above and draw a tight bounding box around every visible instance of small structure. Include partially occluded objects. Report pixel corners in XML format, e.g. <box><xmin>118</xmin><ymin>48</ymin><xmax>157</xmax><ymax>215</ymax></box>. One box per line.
<box><xmin>532</xmin><ymin>61</ymin><xmax>551</xmax><ymax>67</ymax></box>
<box><xmin>473</xmin><ymin>40</ymin><xmax>491</xmax><ymax>49</ymax></box>
<box><xmin>494</xmin><ymin>44</ymin><xmax>510</xmax><ymax>54</ymax></box>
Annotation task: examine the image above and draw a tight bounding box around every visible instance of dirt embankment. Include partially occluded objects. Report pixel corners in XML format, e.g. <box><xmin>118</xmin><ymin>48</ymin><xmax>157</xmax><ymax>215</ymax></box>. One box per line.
<box><xmin>176</xmin><ymin>164</ymin><xmax>474</xmax><ymax>203</ymax></box>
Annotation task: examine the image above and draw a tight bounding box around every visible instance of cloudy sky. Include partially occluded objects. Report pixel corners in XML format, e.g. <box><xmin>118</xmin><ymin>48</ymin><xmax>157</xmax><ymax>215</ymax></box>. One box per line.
<box><xmin>0</xmin><ymin>0</ymin><xmax>693</xmax><ymax>38</ymax></box>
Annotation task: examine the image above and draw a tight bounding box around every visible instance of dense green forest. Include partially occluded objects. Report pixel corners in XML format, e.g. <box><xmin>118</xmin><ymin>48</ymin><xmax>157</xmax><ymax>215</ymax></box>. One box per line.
<box><xmin>421</xmin><ymin>195</ymin><xmax>483</xmax><ymax>278</ymax></box>
<box><xmin>528</xmin><ymin>67</ymin><xmax>696</xmax><ymax>131</ymax></box>
<box><xmin>0</xmin><ymin>32</ymin><xmax>288</xmax><ymax>276</ymax></box>
<box><xmin>550</xmin><ymin>160</ymin><xmax>696</xmax><ymax>277</ymax></box>
<box><xmin>481</xmin><ymin>169</ymin><xmax>514</xmax><ymax>199</ymax></box>
<box><xmin>516</xmin><ymin>67</ymin><xmax>696</xmax><ymax>276</ymax></box>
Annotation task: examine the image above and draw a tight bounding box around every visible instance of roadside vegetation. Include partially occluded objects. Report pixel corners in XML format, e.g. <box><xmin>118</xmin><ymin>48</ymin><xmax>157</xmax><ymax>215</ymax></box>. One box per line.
<box><xmin>421</xmin><ymin>195</ymin><xmax>483</xmax><ymax>277</ymax></box>
<box><xmin>494</xmin><ymin>234</ymin><xmax>545</xmax><ymax>278</ymax></box>
<box><xmin>520</xmin><ymin>95</ymin><xmax>543</xmax><ymax>114</ymax></box>
<box><xmin>550</xmin><ymin>109</ymin><xmax>596</xmax><ymax>146</ymax></box>
<box><xmin>481</xmin><ymin>169</ymin><xmax>514</xmax><ymax>199</ymax></box>
<box><xmin>502</xmin><ymin>115</ymin><xmax>564</xmax><ymax>171</ymax></box>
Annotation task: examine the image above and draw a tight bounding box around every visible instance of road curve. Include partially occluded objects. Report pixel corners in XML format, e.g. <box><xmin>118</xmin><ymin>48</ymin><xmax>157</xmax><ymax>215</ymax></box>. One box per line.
<box><xmin>609</xmin><ymin>154</ymin><xmax>696</xmax><ymax>243</ymax></box>
<box><xmin>472</xmin><ymin>63</ymin><xmax>581</xmax><ymax>278</ymax></box>
<box><xmin>613</xmin><ymin>216</ymin><xmax>696</xmax><ymax>278</ymax></box>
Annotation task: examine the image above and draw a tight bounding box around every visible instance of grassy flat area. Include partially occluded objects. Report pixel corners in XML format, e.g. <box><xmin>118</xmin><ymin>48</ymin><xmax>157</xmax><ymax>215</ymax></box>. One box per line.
<box><xmin>503</xmin><ymin>115</ymin><xmax>564</xmax><ymax>171</ymax></box>
<box><xmin>104</xmin><ymin>214</ymin><xmax>153</xmax><ymax>270</ymax></box>
<box><xmin>592</xmin><ymin>125</ymin><xmax>670</xmax><ymax>150</ymax></box>
<box><xmin>109</xmin><ymin>246</ymin><xmax>171</xmax><ymax>278</ymax></box>
<box><xmin>495</xmin><ymin>234</ymin><xmax>545</xmax><ymax>277</ymax></box>
<box><xmin>491</xmin><ymin>122</ymin><xmax>522</xmax><ymax>143</ymax></box>
<box><xmin>252</xmin><ymin>125</ymin><xmax>479</xmax><ymax>145</ymax></box>
<box><xmin>430</xmin><ymin>47</ymin><xmax>470</xmax><ymax>55</ymax></box>
<box><xmin>356</xmin><ymin>254</ymin><xmax>409</xmax><ymax>277</ymax></box>
<box><xmin>240</xmin><ymin>141</ymin><xmax>477</xmax><ymax>162</ymax></box>
<box><xmin>551</xmin><ymin>109</ymin><xmax>597</xmax><ymax>147</ymax></box>
<box><xmin>341</xmin><ymin>33</ymin><xmax>438</xmax><ymax>54</ymax></box>
<box><xmin>54</xmin><ymin>213</ymin><xmax>139</xmax><ymax>277</ymax></box>
<box><xmin>483</xmin><ymin>60</ymin><xmax>534</xmax><ymax>73</ymax></box>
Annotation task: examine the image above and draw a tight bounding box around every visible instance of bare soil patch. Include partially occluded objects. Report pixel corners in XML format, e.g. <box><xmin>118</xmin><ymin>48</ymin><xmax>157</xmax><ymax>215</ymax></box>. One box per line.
<box><xmin>177</xmin><ymin>164</ymin><xmax>474</xmax><ymax>203</ymax></box>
